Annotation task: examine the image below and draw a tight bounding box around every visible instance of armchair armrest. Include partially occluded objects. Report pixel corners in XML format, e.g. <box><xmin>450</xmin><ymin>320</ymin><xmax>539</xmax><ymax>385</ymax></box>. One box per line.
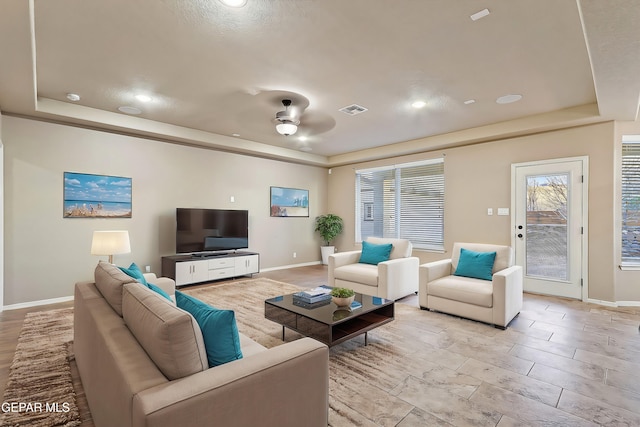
<box><xmin>328</xmin><ymin>250</ymin><xmax>362</xmax><ymax>286</ymax></box>
<box><xmin>418</xmin><ymin>259</ymin><xmax>453</xmax><ymax>308</ymax></box>
<box><xmin>491</xmin><ymin>265</ymin><xmax>523</xmax><ymax>327</ymax></box>
<box><xmin>377</xmin><ymin>257</ymin><xmax>420</xmax><ymax>301</ymax></box>
<box><xmin>132</xmin><ymin>338</ymin><xmax>329</xmax><ymax>427</ymax></box>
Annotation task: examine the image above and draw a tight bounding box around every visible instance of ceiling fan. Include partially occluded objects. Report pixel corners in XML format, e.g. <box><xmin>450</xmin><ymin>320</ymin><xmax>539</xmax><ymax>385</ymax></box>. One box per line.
<box><xmin>273</xmin><ymin>99</ymin><xmax>300</xmax><ymax>136</ymax></box>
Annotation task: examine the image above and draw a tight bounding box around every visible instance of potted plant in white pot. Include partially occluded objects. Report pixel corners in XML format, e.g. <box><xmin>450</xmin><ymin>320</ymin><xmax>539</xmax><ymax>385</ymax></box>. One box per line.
<box><xmin>314</xmin><ymin>213</ymin><xmax>344</xmax><ymax>265</ymax></box>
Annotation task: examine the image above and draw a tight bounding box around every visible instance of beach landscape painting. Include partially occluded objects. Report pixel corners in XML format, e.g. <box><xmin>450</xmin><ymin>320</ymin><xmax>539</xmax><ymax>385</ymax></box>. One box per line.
<box><xmin>64</xmin><ymin>172</ymin><xmax>132</xmax><ymax>218</ymax></box>
<box><xmin>270</xmin><ymin>186</ymin><xmax>309</xmax><ymax>217</ymax></box>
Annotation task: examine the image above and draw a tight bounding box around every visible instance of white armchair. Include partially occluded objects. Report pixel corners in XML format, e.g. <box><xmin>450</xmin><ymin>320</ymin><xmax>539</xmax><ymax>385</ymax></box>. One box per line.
<box><xmin>419</xmin><ymin>242</ymin><xmax>523</xmax><ymax>329</ymax></box>
<box><xmin>328</xmin><ymin>237</ymin><xmax>419</xmax><ymax>301</ymax></box>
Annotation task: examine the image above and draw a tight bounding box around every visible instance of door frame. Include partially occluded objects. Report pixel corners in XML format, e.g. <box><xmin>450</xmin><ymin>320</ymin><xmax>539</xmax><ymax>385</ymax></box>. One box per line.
<box><xmin>510</xmin><ymin>156</ymin><xmax>589</xmax><ymax>301</ymax></box>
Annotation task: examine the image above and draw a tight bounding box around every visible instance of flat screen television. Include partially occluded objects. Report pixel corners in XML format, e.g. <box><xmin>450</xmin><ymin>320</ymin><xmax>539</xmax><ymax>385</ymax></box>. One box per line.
<box><xmin>176</xmin><ymin>208</ymin><xmax>249</xmax><ymax>254</ymax></box>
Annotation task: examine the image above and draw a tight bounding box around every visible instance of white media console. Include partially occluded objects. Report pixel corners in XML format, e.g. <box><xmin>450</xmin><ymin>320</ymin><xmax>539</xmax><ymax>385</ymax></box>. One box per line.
<box><xmin>161</xmin><ymin>252</ymin><xmax>260</xmax><ymax>287</ymax></box>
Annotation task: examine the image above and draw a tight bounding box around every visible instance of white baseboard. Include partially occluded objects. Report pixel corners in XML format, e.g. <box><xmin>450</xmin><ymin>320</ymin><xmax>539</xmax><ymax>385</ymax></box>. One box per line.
<box><xmin>585</xmin><ymin>298</ymin><xmax>640</xmax><ymax>307</ymax></box>
<box><xmin>260</xmin><ymin>261</ymin><xmax>322</xmax><ymax>272</ymax></box>
<box><xmin>3</xmin><ymin>295</ymin><xmax>74</xmax><ymax>311</ymax></box>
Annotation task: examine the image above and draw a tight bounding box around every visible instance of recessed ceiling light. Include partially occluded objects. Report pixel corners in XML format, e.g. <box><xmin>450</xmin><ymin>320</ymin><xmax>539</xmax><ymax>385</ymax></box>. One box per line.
<box><xmin>118</xmin><ymin>106</ymin><xmax>142</xmax><ymax>115</ymax></box>
<box><xmin>232</xmin><ymin>133</ymin><xmax>240</xmax><ymax>137</ymax></box>
<box><xmin>496</xmin><ymin>94</ymin><xmax>523</xmax><ymax>104</ymax></box>
<box><xmin>219</xmin><ymin>0</ymin><xmax>247</xmax><ymax>7</ymax></box>
<box><xmin>470</xmin><ymin>8</ymin><xmax>490</xmax><ymax>21</ymax></box>
<box><xmin>135</xmin><ymin>94</ymin><xmax>152</xmax><ymax>103</ymax></box>
<box><xmin>411</xmin><ymin>100</ymin><xmax>427</xmax><ymax>109</ymax></box>
<box><xmin>66</xmin><ymin>93</ymin><xmax>80</xmax><ymax>102</ymax></box>
<box><xmin>464</xmin><ymin>99</ymin><xmax>476</xmax><ymax>105</ymax></box>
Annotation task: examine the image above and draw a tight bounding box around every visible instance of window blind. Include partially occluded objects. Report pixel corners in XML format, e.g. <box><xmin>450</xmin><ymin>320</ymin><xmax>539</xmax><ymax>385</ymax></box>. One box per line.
<box><xmin>355</xmin><ymin>158</ymin><xmax>444</xmax><ymax>251</ymax></box>
<box><xmin>622</xmin><ymin>143</ymin><xmax>640</xmax><ymax>262</ymax></box>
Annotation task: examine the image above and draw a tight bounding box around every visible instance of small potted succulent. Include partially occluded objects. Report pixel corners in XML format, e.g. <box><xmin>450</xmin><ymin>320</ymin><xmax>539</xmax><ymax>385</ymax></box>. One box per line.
<box><xmin>330</xmin><ymin>287</ymin><xmax>355</xmax><ymax>308</ymax></box>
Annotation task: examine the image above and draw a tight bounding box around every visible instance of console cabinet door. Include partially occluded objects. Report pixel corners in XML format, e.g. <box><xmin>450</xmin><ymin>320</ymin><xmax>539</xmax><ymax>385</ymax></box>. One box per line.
<box><xmin>175</xmin><ymin>260</ymin><xmax>209</xmax><ymax>286</ymax></box>
<box><xmin>235</xmin><ymin>254</ymin><xmax>259</xmax><ymax>275</ymax></box>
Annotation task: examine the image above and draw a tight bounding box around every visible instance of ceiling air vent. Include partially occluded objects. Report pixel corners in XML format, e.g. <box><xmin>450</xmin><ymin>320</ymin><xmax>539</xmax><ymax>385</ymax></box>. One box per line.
<box><xmin>339</xmin><ymin>104</ymin><xmax>368</xmax><ymax>116</ymax></box>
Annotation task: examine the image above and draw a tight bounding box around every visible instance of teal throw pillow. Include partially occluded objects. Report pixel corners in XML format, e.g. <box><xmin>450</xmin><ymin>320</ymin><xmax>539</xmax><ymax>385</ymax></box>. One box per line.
<box><xmin>119</xmin><ymin>263</ymin><xmax>148</xmax><ymax>285</ymax></box>
<box><xmin>454</xmin><ymin>248</ymin><xmax>497</xmax><ymax>281</ymax></box>
<box><xmin>175</xmin><ymin>291</ymin><xmax>243</xmax><ymax>367</ymax></box>
<box><xmin>359</xmin><ymin>241</ymin><xmax>393</xmax><ymax>265</ymax></box>
<box><xmin>147</xmin><ymin>283</ymin><xmax>172</xmax><ymax>301</ymax></box>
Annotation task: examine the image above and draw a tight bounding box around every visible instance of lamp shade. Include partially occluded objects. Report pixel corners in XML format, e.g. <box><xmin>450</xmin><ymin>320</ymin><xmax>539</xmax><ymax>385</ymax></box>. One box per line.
<box><xmin>276</xmin><ymin>122</ymin><xmax>298</xmax><ymax>136</ymax></box>
<box><xmin>91</xmin><ymin>230</ymin><xmax>131</xmax><ymax>263</ymax></box>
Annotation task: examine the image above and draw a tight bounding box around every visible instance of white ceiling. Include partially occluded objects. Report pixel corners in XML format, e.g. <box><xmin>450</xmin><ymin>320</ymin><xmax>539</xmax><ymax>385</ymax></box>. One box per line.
<box><xmin>0</xmin><ymin>0</ymin><xmax>639</xmax><ymax>166</ymax></box>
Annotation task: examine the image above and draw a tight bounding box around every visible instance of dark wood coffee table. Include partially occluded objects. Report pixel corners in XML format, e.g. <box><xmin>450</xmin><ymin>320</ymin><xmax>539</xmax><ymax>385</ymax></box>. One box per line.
<box><xmin>264</xmin><ymin>292</ymin><xmax>394</xmax><ymax>347</ymax></box>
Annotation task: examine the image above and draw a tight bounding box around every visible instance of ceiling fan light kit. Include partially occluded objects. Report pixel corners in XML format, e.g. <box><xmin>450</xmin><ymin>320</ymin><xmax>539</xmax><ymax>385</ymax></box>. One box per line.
<box><xmin>276</xmin><ymin>122</ymin><xmax>298</xmax><ymax>136</ymax></box>
<box><xmin>275</xmin><ymin>99</ymin><xmax>300</xmax><ymax>136</ymax></box>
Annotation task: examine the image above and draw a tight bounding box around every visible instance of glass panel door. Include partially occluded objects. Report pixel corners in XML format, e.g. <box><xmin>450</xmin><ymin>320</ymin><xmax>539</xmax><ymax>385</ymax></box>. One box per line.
<box><xmin>526</xmin><ymin>173</ymin><xmax>569</xmax><ymax>281</ymax></box>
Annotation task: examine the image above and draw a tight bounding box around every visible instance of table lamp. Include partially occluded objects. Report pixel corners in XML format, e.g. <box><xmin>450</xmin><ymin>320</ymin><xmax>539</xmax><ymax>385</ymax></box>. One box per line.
<box><xmin>91</xmin><ymin>230</ymin><xmax>131</xmax><ymax>264</ymax></box>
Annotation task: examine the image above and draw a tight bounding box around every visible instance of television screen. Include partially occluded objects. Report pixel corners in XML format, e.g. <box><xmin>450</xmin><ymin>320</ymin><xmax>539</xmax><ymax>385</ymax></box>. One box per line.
<box><xmin>176</xmin><ymin>208</ymin><xmax>249</xmax><ymax>254</ymax></box>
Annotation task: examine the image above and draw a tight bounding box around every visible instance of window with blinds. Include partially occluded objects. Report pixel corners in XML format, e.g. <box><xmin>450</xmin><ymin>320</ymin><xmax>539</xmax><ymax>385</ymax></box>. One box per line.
<box><xmin>622</xmin><ymin>143</ymin><xmax>640</xmax><ymax>262</ymax></box>
<box><xmin>355</xmin><ymin>158</ymin><xmax>444</xmax><ymax>251</ymax></box>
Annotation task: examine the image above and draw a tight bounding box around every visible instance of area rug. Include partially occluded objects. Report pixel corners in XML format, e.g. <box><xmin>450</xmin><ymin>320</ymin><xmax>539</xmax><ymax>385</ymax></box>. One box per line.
<box><xmin>0</xmin><ymin>308</ymin><xmax>80</xmax><ymax>427</ymax></box>
<box><xmin>1</xmin><ymin>279</ymin><xmax>429</xmax><ymax>427</ymax></box>
<box><xmin>183</xmin><ymin>278</ymin><xmax>424</xmax><ymax>426</ymax></box>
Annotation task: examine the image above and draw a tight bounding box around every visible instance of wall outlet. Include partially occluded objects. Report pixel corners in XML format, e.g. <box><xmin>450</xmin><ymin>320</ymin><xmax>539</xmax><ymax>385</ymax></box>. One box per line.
<box><xmin>145</xmin><ymin>265</ymin><xmax>151</xmax><ymax>273</ymax></box>
<box><xmin>293</xmin><ymin>252</ymin><xmax>297</xmax><ymax>258</ymax></box>
<box><xmin>487</xmin><ymin>208</ymin><xmax>493</xmax><ymax>216</ymax></box>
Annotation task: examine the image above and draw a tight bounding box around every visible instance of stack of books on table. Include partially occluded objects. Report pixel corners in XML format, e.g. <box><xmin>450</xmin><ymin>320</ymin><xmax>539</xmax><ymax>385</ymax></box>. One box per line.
<box><xmin>292</xmin><ymin>286</ymin><xmax>332</xmax><ymax>308</ymax></box>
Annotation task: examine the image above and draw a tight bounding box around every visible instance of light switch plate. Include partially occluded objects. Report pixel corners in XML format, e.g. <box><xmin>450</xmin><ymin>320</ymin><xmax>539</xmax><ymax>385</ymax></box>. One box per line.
<box><xmin>497</xmin><ymin>208</ymin><xmax>509</xmax><ymax>216</ymax></box>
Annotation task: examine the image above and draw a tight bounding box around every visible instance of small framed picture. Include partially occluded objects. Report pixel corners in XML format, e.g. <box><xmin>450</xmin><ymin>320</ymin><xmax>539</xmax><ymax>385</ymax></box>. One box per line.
<box><xmin>270</xmin><ymin>186</ymin><xmax>309</xmax><ymax>217</ymax></box>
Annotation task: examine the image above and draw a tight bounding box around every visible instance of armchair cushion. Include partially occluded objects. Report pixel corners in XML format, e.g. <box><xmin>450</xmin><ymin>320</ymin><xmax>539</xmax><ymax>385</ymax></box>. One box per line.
<box><xmin>453</xmin><ymin>248</ymin><xmax>496</xmax><ymax>281</ymax></box>
<box><xmin>359</xmin><ymin>241</ymin><xmax>393</xmax><ymax>265</ymax></box>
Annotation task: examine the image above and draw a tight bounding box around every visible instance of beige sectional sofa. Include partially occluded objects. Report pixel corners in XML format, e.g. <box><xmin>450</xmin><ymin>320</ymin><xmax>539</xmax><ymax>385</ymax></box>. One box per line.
<box><xmin>74</xmin><ymin>262</ymin><xmax>329</xmax><ymax>427</ymax></box>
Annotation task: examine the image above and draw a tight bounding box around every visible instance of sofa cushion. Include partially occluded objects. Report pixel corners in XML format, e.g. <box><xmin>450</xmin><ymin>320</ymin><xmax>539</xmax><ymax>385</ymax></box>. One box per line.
<box><xmin>119</xmin><ymin>262</ymin><xmax>148</xmax><ymax>285</ymax></box>
<box><xmin>95</xmin><ymin>261</ymin><xmax>137</xmax><ymax>316</ymax></box>
<box><xmin>366</xmin><ymin>237</ymin><xmax>412</xmax><ymax>259</ymax></box>
<box><xmin>454</xmin><ymin>248</ymin><xmax>496</xmax><ymax>281</ymax></box>
<box><xmin>428</xmin><ymin>275</ymin><xmax>494</xmax><ymax>308</ymax></box>
<box><xmin>175</xmin><ymin>291</ymin><xmax>243</xmax><ymax>367</ymax></box>
<box><xmin>122</xmin><ymin>282</ymin><xmax>208</xmax><ymax>380</ymax></box>
<box><xmin>147</xmin><ymin>283</ymin><xmax>173</xmax><ymax>302</ymax></box>
<box><xmin>333</xmin><ymin>263</ymin><xmax>379</xmax><ymax>287</ymax></box>
<box><xmin>359</xmin><ymin>241</ymin><xmax>393</xmax><ymax>265</ymax></box>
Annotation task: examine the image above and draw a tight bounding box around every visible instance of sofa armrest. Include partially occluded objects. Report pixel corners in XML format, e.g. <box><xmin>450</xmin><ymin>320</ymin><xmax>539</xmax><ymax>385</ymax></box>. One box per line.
<box><xmin>492</xmin><ymin>265</ymin><xmax>523</xmax><ymax>327</ymax></box>
<box><xmin>143</xmin><ymin>273</ymin><xmax>176</xmax><ymax>296</ymax></box>
<box><xmin>418</xmin><ymin>259</ymin><xmax>453</xmax><ymax>307</ymax></box>
<box><xmin>132</xmin><ymin>337</ymin><xmax>329</xmax><ymax>427</ymax></box>
<box><xmin>377</xmin><ymin>257</ymin><xmax>420</xmax><ymax>301</ymax></box>
<box><xmin>328</xmin><ymin>250</ymin><xmax>362</xmax><ymax>286</ymax></box>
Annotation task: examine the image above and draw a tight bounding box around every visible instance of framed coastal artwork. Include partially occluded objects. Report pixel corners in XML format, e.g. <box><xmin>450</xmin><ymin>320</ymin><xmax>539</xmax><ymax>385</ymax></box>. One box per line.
<box><xmin>63</xmin><ymin>172</ymin><xmax>132</xmax><ymax>218</ymax></box>
<box><xmin>270</xmin><ymin>186</ymin><xmax>309</xmax><ymax>217</ymax></box>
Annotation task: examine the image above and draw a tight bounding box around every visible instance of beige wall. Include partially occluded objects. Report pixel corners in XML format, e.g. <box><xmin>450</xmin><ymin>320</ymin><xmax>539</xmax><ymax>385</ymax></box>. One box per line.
<box><xmin>329</xmin><ymin>122</ymin><xmax>623</xmax><ymax>303</ymax></box>
<box><xmin>2</xmin><ymin>116</ymin><xmax>328</xmax><ymax>306</ymax></box>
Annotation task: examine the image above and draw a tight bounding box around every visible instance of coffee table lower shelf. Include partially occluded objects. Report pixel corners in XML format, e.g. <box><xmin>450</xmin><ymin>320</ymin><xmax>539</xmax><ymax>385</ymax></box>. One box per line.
<box><xmin>265</xmin><ymin>297</ymin><xmax>394</xmax><ymax>347</ymax></box>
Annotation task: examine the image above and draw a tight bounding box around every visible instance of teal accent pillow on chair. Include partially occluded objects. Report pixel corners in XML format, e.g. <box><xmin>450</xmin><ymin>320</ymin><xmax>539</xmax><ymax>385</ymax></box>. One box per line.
<box><xmin>175</xmin><ymin>291</ymin><xmax>243</xmax><ymax>367</ymax></box>
<box><xmin>359</xmin><ymin>241</ymin><xmax>393</xmax><ymax>265</ymax></box>
<box><xmin>454</xmin><ymin>248</ymin><xmax>497</xmax><ymax>281</ymax></box>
